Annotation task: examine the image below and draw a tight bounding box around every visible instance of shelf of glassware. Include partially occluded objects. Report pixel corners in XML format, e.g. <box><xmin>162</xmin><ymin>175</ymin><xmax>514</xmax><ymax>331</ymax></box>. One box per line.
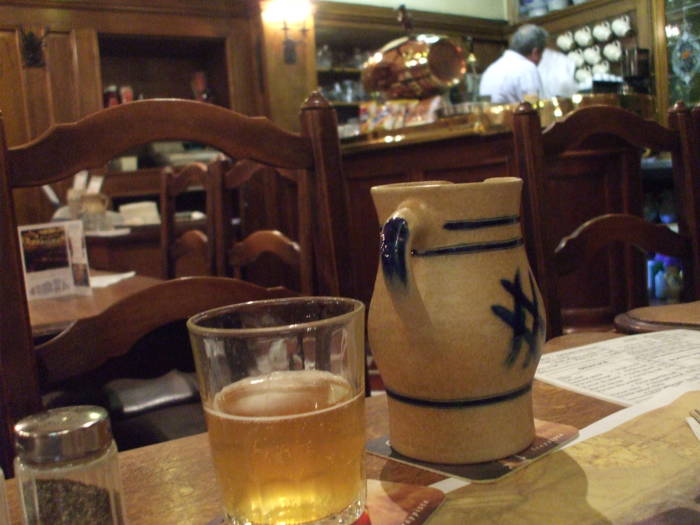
<box><xmin>316</xmin><ymin>66</ymin><xmax>365</xmax><ymax>125</ymax></box>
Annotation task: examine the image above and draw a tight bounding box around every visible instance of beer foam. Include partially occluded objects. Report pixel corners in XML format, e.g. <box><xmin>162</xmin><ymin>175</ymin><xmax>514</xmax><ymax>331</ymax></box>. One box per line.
<box><xmin>209</xmin><ymin>370</ymin><xmax>358</xmax><ymax>421</ymax></box>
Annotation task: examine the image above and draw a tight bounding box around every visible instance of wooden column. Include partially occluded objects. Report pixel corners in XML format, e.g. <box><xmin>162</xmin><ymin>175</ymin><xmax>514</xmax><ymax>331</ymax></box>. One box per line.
<box><xmin>258</xmin><ymin>0</ymin><xmax>317</xmax><ymax>131</ymax></box>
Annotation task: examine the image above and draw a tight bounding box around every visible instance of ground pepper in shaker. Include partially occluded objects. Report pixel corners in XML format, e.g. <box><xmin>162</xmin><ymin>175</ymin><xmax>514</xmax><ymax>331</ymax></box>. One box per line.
<box><xmin>14</xmin><ymin>406</ymin><xmax>126</xmax><ymax>525</ymax></box>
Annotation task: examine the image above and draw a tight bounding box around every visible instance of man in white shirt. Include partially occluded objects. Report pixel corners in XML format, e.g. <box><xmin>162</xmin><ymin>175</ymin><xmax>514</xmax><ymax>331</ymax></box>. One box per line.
<box><xmin>538</xmin><ymin>47</ymin><xmax>578</xmax><ymax>99</ymax></box>
<box><xmin>479</xmin><ymin>24</ymin><xmax>547</xmax><ymax>104</ymax></box>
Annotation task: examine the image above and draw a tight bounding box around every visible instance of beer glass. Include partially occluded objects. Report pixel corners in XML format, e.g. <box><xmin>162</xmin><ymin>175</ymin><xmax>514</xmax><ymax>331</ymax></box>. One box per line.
<box><xmin>187</xmin><ymin>297</ymin><xmax>366</xmax><ymax>525</ymax></box>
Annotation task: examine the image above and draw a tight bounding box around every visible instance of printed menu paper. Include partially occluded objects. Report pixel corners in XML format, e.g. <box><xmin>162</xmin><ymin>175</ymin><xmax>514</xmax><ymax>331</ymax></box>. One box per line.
<box><xmin>536</xmin><ymin>329</ymin><xmax>700</xmax><ymax>406</ymax></box>
<box><xmin>18</xmin><ymin>220</ymin><xmax>91</xmax><ymax>300</ymax></box>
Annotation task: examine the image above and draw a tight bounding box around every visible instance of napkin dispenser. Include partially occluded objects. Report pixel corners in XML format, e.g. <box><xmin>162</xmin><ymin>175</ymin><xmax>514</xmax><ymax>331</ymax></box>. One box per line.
<box><xmin>119</xmin><ymin>201</ymin><xmax>160</xmax><ymax>226</ymax></box>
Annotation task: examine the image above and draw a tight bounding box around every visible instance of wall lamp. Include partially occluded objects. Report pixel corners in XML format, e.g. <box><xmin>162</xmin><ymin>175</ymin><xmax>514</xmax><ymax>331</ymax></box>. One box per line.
<box><xmin>261</xmin><ymin>0</ymin><xmax>313</xmax><ymax>65</ymax></box>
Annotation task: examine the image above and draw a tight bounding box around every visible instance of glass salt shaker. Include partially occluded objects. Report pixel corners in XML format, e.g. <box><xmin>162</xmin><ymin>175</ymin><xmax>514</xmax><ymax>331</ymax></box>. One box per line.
<box><xmin>14</xmin><ymin>406</ymin><xmax>126</xmax><ymax>525</ymax></box>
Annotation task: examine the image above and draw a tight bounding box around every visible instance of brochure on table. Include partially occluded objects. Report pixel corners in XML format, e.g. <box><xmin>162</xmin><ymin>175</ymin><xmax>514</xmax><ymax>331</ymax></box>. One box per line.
<box><xmin>18</xmin><ymin>220</ymin><xmax>91</xmax><ymax>300</ymax></box>
<box><xmin>536</xmin><ymin>329</ymin><xmax>700</xmax><ymax>406</ymax></box>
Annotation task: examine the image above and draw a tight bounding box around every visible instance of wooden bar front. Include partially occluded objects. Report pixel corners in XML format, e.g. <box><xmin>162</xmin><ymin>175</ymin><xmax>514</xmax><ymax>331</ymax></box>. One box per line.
<box><xmin>340</xmin><ymin>129</ymin><xmax>518</xmax><ymax>305</ymax></box>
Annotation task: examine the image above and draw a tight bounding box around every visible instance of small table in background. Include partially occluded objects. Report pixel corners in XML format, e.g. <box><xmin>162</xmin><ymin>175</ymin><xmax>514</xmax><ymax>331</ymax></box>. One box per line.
<box><xmin>29</xmin><ymin>271</ymin><xmax>162</xmax><ymax>338</ymax></box>
<box><xmin>614</xmin><ymin>300</ymin><xmax>700</xmax><ymax>334</ymax></box>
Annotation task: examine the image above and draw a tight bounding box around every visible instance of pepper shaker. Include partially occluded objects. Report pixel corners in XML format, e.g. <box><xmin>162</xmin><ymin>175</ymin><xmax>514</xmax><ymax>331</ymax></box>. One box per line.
<box><xmin>14</xmin><ymin>406</ymin><xmax>126</xmax><ymax>525</ymax></box>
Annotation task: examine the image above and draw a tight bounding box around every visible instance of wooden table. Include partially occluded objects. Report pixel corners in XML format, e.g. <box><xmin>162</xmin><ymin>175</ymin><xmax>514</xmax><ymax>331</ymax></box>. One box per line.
<box><xmin>7</xmin><ymin>332</ymin><xmax>699</xmax><ymax>524</ymax></box>
<box><xmin>29</xmin><ymin>272</ymin><xmax>162</xmax><ymax>337</ymax></box>
<box><xmin>614</xmin><ymin>300</ymin><xmax>700</xmax><ymax>333</ymax></box>
<box><xmin>2</xmin><ymin>327</ymin><xmax>627</xmax><ymax>525</ymax></box>
<box><xmin>3</xmin><ymin>387</ymin><xmax>623</xmax><ymax>525</ymax></box>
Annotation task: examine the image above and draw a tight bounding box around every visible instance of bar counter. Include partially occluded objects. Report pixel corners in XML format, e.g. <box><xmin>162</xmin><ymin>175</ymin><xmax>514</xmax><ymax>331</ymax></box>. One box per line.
<box><xmin>341</xmin><ymin>93</ymin><xmax>655</xmax><ymax>155</ymax></box>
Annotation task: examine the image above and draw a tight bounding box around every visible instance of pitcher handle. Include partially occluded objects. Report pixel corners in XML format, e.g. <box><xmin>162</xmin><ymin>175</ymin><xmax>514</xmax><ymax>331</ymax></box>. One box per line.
<box><xmin>379</xmin><ymin>201</ymin><xmax>431</xmax><ymax>330</ymax></box>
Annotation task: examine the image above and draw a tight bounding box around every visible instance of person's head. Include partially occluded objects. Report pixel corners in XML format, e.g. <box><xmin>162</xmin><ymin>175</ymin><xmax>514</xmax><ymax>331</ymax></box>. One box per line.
<box><xmin>509</xmin><ymin>24</ymin><xmax>549</xmax><ymax>65</ymax></box>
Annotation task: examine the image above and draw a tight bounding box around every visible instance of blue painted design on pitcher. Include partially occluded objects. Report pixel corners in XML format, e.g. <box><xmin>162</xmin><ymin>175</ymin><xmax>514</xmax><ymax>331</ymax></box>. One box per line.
<box><xmin>443</xmin><ymin>215</ymin><xmax>520</xmax><ymax>231</ymax></box>
<box><xmin>491</xmin><ymin>269</ymin><xmax>543</xmax><ymax>369</ymax></box>
<box><xmin>412</xmin><ymin>237</ymin><xmax>523</xmax><ymax>257</ymax></box>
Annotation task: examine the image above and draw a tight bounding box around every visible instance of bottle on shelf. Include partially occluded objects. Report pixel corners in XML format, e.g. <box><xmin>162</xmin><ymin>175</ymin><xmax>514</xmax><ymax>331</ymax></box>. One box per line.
<box><xmin>317</xmin><ymin>44</ymin><xmax>333</xmax><ymax>69</ymax></box>
<box><xmin>103</xmin><ymin>85</ymin><xmax>119</xmax><ymax>108</ymax></box>
<box><xmin>119</xmin><ymin>85</ymin><xmax>134</xmax><ymax>103</ymax></box>
<box><xmin>191</xmin><ymin>71</ymin><xmax>214</xmax><ymax>103</ymax></box>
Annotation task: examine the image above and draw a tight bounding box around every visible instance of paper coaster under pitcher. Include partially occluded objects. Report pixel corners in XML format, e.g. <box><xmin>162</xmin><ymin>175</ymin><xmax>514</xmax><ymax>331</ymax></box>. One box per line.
<box><xmin>367</xmin><ymin>419</ymin><xmax>578</xmax><ymax>482</ymax></box>
<box><xmin>368</xmin><ymin>178</ymin><xmax>546</xmax><ymax>464</ymax></box>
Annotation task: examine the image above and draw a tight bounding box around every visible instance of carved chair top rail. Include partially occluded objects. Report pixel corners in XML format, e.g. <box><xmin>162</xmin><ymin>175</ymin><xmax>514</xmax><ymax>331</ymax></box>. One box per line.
<box><xmin>7</xmin><ymin>99</ymin><xmax>313</xmax><ymax>188</ymax></box>
<box><xmin>540</xmin><ymin>104</ymin><xmax>680</xmax><ymax>156</ymax></box>
<box><xmin>555</xmin><ymin>213</ymin><xmax>693</xmax><ymax>276</ymax></box>
<box><xmin>36</xmin><ymin>276</ymin><xmax>295</xmax><ymax>386</ymax></box>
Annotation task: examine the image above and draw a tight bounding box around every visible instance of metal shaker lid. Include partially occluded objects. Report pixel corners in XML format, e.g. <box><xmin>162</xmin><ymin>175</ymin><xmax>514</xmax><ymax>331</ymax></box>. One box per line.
<box><xmin>14</xmin><ymin>406</ymin><xmax>113</xmax><ymax>465</ymax></box>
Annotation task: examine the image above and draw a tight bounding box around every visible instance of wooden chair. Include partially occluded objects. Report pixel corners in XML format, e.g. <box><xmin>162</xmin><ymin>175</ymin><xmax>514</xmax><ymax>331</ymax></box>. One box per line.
<box><xmin>513</xmin><ymin>102</ymin><xmax>700</xmax><ymax>338</ymax></box>
<box><xmin>159</xmin><ymin>162</ymin><xmax>216</xmax><ymax>279</ymax></box>
<box><xmin>37</xmin><ymin>276</ymin><xmax>295</xmax><ymax>451</ymax></box>
<box><xmin>0</xmin><ymin>93</ymin><xmax>348</xmax><ymax>473</ymax></box>
<box><xmin>208</xmin><ymin>158</ymin><xmax>313</xmax><ymax>294</ymax></box>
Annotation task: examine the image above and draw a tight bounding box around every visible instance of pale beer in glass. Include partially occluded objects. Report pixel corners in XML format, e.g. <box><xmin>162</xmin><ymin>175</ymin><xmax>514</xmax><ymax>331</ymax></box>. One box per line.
<box><xmin>188</xmin><ymin>297</ymin><xmax>366</xmax><ymax>525</ymax></box>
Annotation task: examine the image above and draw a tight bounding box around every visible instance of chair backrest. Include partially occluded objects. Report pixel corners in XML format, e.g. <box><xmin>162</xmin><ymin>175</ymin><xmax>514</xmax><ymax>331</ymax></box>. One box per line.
<box><xmin>554</xmin><ymin>213</ymin><xmax>698</xmax><ymax>305</ymax></box>
<box><xmin>159</xmin><ymin>162</ymin><xmax>216</xmax><ymax>279</ymax></box>
<box><xmin>0</xmin><ymin>93</ymin><xmax>347</xmax><ymax>472</ymax></box>
<box><xmin>36</xmin><ymin>277</ymin><xmax>295</xmax><ymax>388</ymax></box>
<box><xmin>513</xmin><ymin>102</ymin><xmax>700</xmax><ymax>337</ymax></box>
<box><xmin>208</xmin><ymin>158</ymin><xmax>314</xmax><ymax>294</ymax></box>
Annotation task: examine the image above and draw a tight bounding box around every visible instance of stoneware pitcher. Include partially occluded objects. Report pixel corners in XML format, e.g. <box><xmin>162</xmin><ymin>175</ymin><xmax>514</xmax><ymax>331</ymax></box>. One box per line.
<box><xmin>368</xmin><ymin>177</ymin><xmax>545</xmax><ymax>464</ymax></box>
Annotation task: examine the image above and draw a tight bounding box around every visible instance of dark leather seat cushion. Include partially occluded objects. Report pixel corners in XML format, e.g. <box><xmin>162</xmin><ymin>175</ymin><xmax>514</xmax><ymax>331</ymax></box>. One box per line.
<box><xmin>110</xmin><ymin>401</ymin><xmax>206</xmax><ymax>450</ymax></box>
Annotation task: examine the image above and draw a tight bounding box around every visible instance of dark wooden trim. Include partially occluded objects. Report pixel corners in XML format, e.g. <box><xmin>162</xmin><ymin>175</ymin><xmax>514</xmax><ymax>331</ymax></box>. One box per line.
<box><xmin>0</xmin><ymin>7</ymin><xmax>242</xmax><ymax>38</ymax></box>
<box><xmin>315</xmin><ymin>1</ymin><xmax>508</xmax><ymax>42</ymax></box>
<box><xmin>0</xmin><ymin>0</ymin><xmax>249</xmax><ymax>19</ymax></box>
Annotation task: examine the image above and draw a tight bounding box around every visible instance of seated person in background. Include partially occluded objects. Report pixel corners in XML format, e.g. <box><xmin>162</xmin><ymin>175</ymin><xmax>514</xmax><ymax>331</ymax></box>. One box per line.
<box><xmin>538</xmin><ymin>47</ymin><xmax>578</xmax><ymax>99</ymax></box>
<box><xmin>479</xmin><ymin>24</ymin><xmax>548</xmax><ymax>104</ymax></box>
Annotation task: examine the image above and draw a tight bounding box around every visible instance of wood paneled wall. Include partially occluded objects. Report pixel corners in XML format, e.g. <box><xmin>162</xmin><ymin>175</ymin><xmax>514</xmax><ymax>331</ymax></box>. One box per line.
<box><xmin>0</xmin><ymin>0</ymin><xmax>262</xmax><ymax>225</ymax></box>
